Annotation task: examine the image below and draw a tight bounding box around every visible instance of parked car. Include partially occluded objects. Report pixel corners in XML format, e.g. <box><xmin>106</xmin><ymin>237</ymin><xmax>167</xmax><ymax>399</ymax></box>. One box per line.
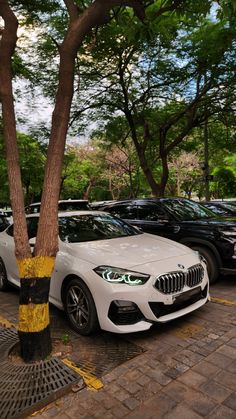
<box><xmin>0</xmin><ymin>211</ymin><xmax>209</xmax><ymax>335</ymax></box>
<box><xmin>201</xmin><ymin>201</ymin><xmax>236</xmax><ymax>217</ymax></box>
<box><xmin>0</xmin><ymin>215</ymin><xmax>10</xmax><ymax>232</ymax></box>
<box><xmin>96</xmin><ymin>197</ymin><xmax>236</xmax><ymax>284</ymax></box>
<box><xmin>25</xmin><ymin>199</ymin><xmax>91</xmax><ymax>214</ymax></box>
<box><xmin>90</xmin><ymin>200</ymin><xmax>115</xmax><ymax>210</ymax></box>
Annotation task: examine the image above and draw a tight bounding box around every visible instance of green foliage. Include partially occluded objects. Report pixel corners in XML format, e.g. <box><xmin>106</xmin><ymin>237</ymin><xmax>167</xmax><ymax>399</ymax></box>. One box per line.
<box><xmin>60</xmin><ymin>334</ymin><xmax>70</xmax><ymax>345</ymax></box>
<box><xmin>0</xmin><ymin>126</ymin><xmax>45</xmax><ymax>204</ymax></box>
<box><xmin>6</xmin><ymin>0</ymin><xmax>236</xmax><ymax>200</ymax></box>
<box><xmin>211</xmin><ymin>167</ymin><xmax>236</xmax><ymax>198</ymax></box>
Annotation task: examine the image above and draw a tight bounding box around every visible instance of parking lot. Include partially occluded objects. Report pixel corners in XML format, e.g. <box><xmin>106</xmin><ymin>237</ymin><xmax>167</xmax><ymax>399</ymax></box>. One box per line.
<box><xmin>0</xmin><ymin>275</ymin><xmax>235</xmax><ymax>418</ymax></box>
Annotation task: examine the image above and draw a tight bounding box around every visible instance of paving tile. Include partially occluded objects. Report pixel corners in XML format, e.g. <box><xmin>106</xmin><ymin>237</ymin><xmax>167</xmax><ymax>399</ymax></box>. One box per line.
<box><xmin>127</xmin><ymin>392</ymin><xmax>177</xmax><ymax>418</ymax></box>
<box><xmin>146</xmin><ymin>369</ymin><xmax>172</xmax><ymax>386</ymax></box>
<box><xmin>226</xmin><ymin>359</ymin><xmax>236</xmax><ymax>374</ymax></box>
<box><xmin>135</xmin><ymin>381</ymin><xmax>162</xmax><ymax>401</ymax></box>
<box><xmin>162</xmin><ymin>380</ymin><xmax>198</xmax><ymax>403</ymax></box>
<box><xmin>223</xmin><ymin>392</ymin><xmax>236</xmax><ymax>411</ymax></box>
<box><xmin>165</xmin><ymin>365</ymin><xmax>188</xmax><ymax>379</ymax></box>
<box><xmin>113</xmin><ymin>388</ymin><xmax>131</xmax><ymax>402</ymax></box>
<box><xmin>102</xmin><ymin>394</ymin><xmax>119</xmax><ymax>410</ymax></box>
<box><xmin>186</xmin><ymin>393</ymin><xmax>217</xmax><ymax>417</ymax></box>
<box><xmin>208</xmin><ymin>405</ymin><xmax>236</xmax><ymax>419</ymax></box>
<box><xmin>205</xmin><ymin>352</ymin><xmax>233</xmax><ymax>368</ymax></box>
<box><xmin>123</xmin><ymin>396</ymin><xmax>140</xmax><ymax>410</ymax></box>
<box><xmin>228</xmin><ymin>338</ymin><xmax>236</xmax><ymax>348</ymax></box>
<box><xmin>110</xmin><ymin>404</ymin><xmax>130</xmax><ymax>418</ymax></box>
<box><xmin>124</xmin><ymin>368</ymin><xmax>142</xmax><ymax>381</ymax></box>
<box><xmin>216</xmin><ymin>344</ymin><xmax>236</xmax><ymax>359</ymax></box>
<box><xmin>224</xmin><ymin>330</ymin><xmax>236</xmax><ymax>340</ymax></box>
<box><xmin>192</xmin><ymin>360</ymin><xmax>221</xmax><ymax>378</ymax></box>
<box><xmin>213</xmin><ymin>370</ymin><xmax>236</xmax><ymax>392</ymax></box>
<box><xmin>193</xmin><ymin>347</ymin><xmax>214</xmax><ymax>357</ymax></box>
<box><xmin>164</xmin><ymin>402</ymin><xmax>203</xmax><ymax>419</ymax></box>
<box><xmin>137</xmin><ymin>375</ymin><xmax>151</xmax><ymax>386</ymax></box>
<box><xmin>200</xmin><ymin>380</ymin><xmax>232</xmax><ymax>403</ymax></box>
<box><xmin>177</xmin><ymin>369</ymin><xmax>208</xmax><ymax>388</ymax></box>
<box><xmin>173</xmin><ymin>349</ymin><xmax>204</xmax><ymax>366</ymax></box>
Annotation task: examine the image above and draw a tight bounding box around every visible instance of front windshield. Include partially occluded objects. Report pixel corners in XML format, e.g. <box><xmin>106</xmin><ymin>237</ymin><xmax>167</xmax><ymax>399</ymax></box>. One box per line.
<box><xmin>163</xmin><ymin>199</ymin><xmax>217</xmax><ymax>221</ymax></box>
<box><xmin>59</xmin><ymin>214</ymin><xmax>141</xmax><ymax>243</ymax></box>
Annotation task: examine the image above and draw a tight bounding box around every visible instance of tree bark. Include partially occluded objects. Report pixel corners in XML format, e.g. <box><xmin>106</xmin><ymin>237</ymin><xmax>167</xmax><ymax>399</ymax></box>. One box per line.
<box><xmin>0</xmin><ymin>0</ymin><xmax>150</xmax><ymax>362</ymax></box>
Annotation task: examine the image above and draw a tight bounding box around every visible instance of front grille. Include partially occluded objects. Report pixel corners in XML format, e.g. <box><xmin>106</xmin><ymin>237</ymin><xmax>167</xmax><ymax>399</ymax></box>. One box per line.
<box><xmin>155</xmin><ymin>264</ymin><xmax>204</xmax><ymax>294</ymax></box>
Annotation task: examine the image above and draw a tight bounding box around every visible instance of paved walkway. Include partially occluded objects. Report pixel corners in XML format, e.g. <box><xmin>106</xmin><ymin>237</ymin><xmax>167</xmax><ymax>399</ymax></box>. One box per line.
<box><xmin>0</xmin><ymin>277</ymin><xmax>236</xmax><ymax>419</ymax></box>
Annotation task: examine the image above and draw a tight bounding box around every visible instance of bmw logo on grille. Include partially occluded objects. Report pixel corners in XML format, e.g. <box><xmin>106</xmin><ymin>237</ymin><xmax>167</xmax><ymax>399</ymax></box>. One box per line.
<box><xmin>178</xmin><ymin>264</ymin><xmax>185</xmax><ymax>269</ymax></box>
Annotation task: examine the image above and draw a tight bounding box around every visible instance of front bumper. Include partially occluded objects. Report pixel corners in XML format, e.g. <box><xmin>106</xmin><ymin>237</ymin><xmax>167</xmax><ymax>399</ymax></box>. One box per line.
<box><xmin>95</xmin><ymin>271</ymin><xmax>209</xmax><ymax>334</ymax></box>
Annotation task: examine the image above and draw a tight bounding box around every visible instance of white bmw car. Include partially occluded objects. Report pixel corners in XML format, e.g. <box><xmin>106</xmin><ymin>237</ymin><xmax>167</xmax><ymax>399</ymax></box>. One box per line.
<box><xmin>0</xmin><ymin>211</ymin><xmax>209</xmax><ymax>335</ymax></box>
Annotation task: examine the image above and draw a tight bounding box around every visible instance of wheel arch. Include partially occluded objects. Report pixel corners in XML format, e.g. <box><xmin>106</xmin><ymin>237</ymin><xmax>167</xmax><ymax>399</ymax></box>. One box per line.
<box><xmin>61</xmin><ymin>274</ymin><xmax>88</xmax><ymax>307</ymax></box>
<box><xmin>0</xmin><ymin>256</ymin><xmax>10</xmax><ymax>291</ymax></box>
<box><xmin>179</xmin><ymin>237</ymin><xmax>222</xmax><ymax>267</ymax></box>
<box><xmin>61</xmin><ymin>274</ymin><xmax>100</xmax><ymax>335</ymax></box>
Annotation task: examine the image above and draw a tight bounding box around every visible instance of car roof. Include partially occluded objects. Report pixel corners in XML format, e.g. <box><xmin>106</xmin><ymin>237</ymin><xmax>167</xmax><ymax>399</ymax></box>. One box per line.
<box><xmin>28</xmin><ymin>199</ymin><xmax>88</xmax><ymax>206</ymax></box>
<box><xmin>26</xmin><ymin>210</ymin><xmax>107</xmax><ymax>218</ymax></box>
<box><xmin>100</xmin><ymin>197</ymin><xmax>189</xmax><ymax>206</ymax></box>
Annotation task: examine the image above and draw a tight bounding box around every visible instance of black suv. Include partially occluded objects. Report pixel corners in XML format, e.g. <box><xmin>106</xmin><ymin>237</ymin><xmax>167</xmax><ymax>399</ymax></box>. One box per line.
<box><xmin>95</xmin><ymin>197</ymin><xmax>236</xmax><ymax>284</ymax></box>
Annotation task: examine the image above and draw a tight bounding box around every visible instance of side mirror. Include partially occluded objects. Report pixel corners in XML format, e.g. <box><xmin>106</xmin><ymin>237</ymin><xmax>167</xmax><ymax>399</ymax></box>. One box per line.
<box><xmin>132</xmin><ymin>225</ymin><xmax>143</xmax><ymax>232</ymax></box>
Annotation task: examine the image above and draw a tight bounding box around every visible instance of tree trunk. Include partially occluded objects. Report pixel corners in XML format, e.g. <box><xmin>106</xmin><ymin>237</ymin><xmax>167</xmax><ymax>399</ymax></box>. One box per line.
<box><xmin>126</xmin><ymin>113</ymin><xmax>164</xmax><ymax>197</ymax></box>
<box><xmin>0</xmin><ymin>0</ymin><xmax>149</xmax><ymax>362</ymax></box>
<box><xmin>0</xmin><ymin>2</ymin><xmax>55</xmax><ymax>361</ymax></box>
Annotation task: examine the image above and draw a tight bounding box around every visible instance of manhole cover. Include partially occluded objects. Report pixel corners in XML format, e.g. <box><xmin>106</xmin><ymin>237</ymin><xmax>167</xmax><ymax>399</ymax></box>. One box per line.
<box><xmin>0</xmin><ymin>328</ymin><xmax>82</xmax><ymax>419</ymax></box>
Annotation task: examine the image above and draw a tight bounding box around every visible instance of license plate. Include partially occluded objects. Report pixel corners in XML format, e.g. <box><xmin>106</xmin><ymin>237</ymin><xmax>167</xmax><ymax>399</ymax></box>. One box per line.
<box><xmin>173</xmin><ymin>286</ymin><xmax>201</xmax><ymax>304</ymax></box>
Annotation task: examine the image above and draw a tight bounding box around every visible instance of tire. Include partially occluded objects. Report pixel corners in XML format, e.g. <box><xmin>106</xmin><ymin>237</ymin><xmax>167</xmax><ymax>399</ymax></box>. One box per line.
<box><xmin>191</xmin><ymin>246</ymin><xmax>219</xmax><ymax>284</ymax></box>
<box><xmin>64</xmin><ymin>278</ymin><xmax>99</xmax><ymax>335</ymax></box>
<box><xmin>0</xmin><ymin>258</ymin><xmax>9</xmax><ymax>291</ymax></box>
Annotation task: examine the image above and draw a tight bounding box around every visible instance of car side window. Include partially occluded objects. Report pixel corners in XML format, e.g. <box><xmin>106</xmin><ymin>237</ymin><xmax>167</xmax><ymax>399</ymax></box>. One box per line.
<box><xmin>6</xmin><ymin>218</ymin><xmax>39</xmax><ymax>238</ymax></box>
<box><xmin>27</xmin><ymin>218</ymin><xmax>39</xmax><ymax>238</ymax></box>
<box><xmin>137</xmin><ymin>205</ymin><xmax>168</xmax><ymax>221</ymax></box>
<box><xmin>109</xmin><ymin>205</ymin><xmax>137</xmax><ymax>220</ymax></box>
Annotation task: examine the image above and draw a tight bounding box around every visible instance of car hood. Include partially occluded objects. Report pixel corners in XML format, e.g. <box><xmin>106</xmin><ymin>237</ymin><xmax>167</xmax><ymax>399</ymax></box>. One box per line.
<box><xmin>63</xmin><ymin>233</ymin><xmax>197</xmax><ymax>270</ymax></box>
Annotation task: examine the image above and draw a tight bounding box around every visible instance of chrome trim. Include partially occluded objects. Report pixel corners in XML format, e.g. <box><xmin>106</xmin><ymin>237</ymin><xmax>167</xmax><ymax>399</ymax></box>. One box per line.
<box><xmin>155</xmin><ymin>264</ymin><xmax>204</xmax><ymax>294</ymax></box>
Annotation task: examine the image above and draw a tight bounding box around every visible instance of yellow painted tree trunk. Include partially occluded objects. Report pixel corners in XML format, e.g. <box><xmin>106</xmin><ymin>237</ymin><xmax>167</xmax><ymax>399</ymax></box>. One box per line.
<box><xmin>17</xmin><ymin>257</ymin><xmax>55</xmax><ymax>361</ymax></box>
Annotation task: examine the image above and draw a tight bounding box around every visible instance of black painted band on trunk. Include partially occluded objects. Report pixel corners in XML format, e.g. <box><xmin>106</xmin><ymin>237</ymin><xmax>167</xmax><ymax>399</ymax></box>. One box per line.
<box><xmin>19</xmin><ymin>277</ymin><xmax>50</xmax><ymax>305</ymax></box>
<box><xmin>18</xmin><ymin>325</ymin><xmax>52</xmax><ymax>362</ymax></box>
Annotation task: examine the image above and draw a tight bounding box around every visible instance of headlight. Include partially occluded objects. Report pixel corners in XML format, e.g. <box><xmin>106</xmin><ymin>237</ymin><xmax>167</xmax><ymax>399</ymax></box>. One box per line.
<box><xmin>94</xmin><ymin>266</ymin><xmax>150</xmax><ymax>285</ymax></box>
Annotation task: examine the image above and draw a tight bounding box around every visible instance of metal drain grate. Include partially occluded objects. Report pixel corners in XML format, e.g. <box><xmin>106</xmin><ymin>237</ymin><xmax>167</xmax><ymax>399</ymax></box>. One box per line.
<box><xmin>0</xmin><ymin>327</ymin><xmax>19</xmax><ymax>360</ymax></box>
<box><xmin>69</xmin><ymin>332</ymin><xmax>145</xmax><ymax>378</ymax></box>
<box><xmin>0</xmin><ymin>329</ymin><xmax>82</xmax><ymax>419</ymax></box>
